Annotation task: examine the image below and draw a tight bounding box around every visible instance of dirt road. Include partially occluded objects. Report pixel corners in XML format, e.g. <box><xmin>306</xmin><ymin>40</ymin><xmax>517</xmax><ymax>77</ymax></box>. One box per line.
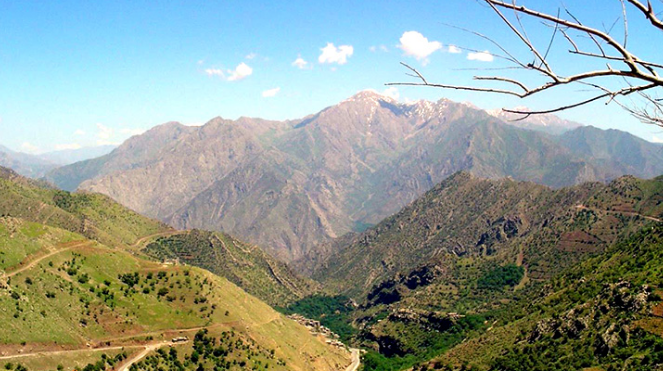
<box><xmin>5</xmin><ymin>240</ymin><xmax>93</xmax><ymax>278</ymax></box>
<box><xmin>116</xmin><ymin>341</ymin><xmax>180</xmax><ymax>371</ymax></box>
<box><xmin>130</xmin><ymin>230</ymin><xmax>185</xmax><ymax>249</ymax></box>
<box><xmin>575</xmin><ymin>204</ymin><xmax>662</xmax><ymax>223</ymax></box>
<box><xmin>345</xmin><ymin>348</ymin><xmax>361</xmax><ymax>371</ymax></box>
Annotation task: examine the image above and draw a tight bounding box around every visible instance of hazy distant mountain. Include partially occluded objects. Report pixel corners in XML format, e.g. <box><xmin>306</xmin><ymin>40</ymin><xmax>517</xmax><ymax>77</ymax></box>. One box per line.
<box><xmin>487</xmin><ymin>107</ymin><xmax>583</xmax><ymax>135</ymax></box>
<box><xmin>39</xmin><ymin>144</ymin><xmax>116</xmax><ymax>165</ymax></box>
<box><xmin>0</xmin><ymin>144</ymin><xmax>56</xmax><ymax>178</ymax></box>
<box><xmin>44</xmin><ymin>91</ymin><xmax>663</xmax><ymax>262</ymax></box>
<box><xmin>557</xmin><ymin>125</ymin><xmax>663</xmax><ymax>176</ymax></box>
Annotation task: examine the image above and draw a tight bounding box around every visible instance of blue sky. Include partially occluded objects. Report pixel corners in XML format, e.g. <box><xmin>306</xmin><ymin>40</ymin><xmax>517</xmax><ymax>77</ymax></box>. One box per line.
<box><xmin>2</xmin><ymin>0</ymin><xmax>663</xmax><ymax>153</ymax></box>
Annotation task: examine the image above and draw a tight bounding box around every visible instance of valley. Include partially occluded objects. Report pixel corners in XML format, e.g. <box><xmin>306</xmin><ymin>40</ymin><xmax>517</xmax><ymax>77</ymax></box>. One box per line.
<box><xmin>5</xmin><ymin>1</ymin><xmax>663</xmax><ymax>369</ymax></box>
<box><xmin>2</xmin><ymin>94</ymin><xmax>663</xmax><ymax>371</ymax></box>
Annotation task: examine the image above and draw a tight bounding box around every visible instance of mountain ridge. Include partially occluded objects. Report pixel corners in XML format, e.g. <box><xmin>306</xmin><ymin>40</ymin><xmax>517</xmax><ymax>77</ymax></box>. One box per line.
<box><xmin>43</xmin><ymin>91</ymin><xmax>663</xmax><ymax>262</ymax></box>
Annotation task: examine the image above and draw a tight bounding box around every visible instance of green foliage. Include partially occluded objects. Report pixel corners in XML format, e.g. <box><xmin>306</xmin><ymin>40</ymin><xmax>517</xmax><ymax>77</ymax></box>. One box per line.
<box><xmin>0</xmin><ymin>173</ymin><xmax>167</xmax><ymax>248</ymax></box>
<box><xmin>477</xmin><ymin>264</ymin><xmax>524</xmax><ymax>290</ymax></box>
<box><xmin>279</xmin><ymin>294</ymin><xmax>356</xmax><ymax>341</ymax></box>
<box><xmin>129</xmin><ymin>329</ymin><xmax>284</xmax><ymax>370</ymax></box>
<box><xmin>144</xmin><ymin>230</ymin><xmax>317</xmax><ymax>307</ymax></box>
<box><xmin>362</xmin><ymin>315</ymin><xmax>487</xmax><ymax>371</ymax></box>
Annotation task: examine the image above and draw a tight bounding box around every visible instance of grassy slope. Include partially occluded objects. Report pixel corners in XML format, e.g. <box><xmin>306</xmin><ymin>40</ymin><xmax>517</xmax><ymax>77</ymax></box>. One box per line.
<box><xmin>143</xmin><ymin>230</ymin><xmax>318</xmax><ymax>307</ymax></box>
<box><xmin>0</xmin><ymin>218</ymin><xmax>350</xmax><ymax>371</ymax></box>
<box><xmin>0</xmin><ymin>166</ymin><xmax>168</xmax><ymax>248</ymax></box>
<box><xmin>0</xmin><ymin>167</ymin><xmax>350</xmax><ymax>370</ymax></box>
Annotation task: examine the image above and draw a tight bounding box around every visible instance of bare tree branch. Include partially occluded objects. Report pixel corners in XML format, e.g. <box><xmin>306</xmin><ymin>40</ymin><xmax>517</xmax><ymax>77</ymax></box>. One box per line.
<box><xmin>387</xmin><ymin>0</ymin><xmax>663</xmax><ymax>127</ymax></box>
<box><xmin>627</xmin><ymin>0</ymin><xmax>663</xmax><ymax>30</ymax></box>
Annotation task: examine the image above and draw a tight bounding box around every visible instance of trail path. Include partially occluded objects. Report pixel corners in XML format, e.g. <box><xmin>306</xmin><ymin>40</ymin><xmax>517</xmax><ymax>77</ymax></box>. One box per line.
<box><xmin>345</xmin><ymin>348</ymin><xmax>361</xmax><ymax>371</ymax></box>
<box><xmin>575</xmin><ymin>204</ymin><xmax>662</xmax><ymax>223</ymax></box>
<box><xmin>130</xmin><ymin>230</ymin><xmax>184</xmax><ymax>249</ymax></box>
<box><xmin>0</xmin><ymin>341</ymin><xmax>183</xmax><ymax>371</ymax></box>
<box><xmin>116</xmin><ymin>341</ymin><xmax>181</xmax><ymax>371</ymax></box>
<box><xmin>5</xmin><ymin>240</ymin><xmax>92</xmax><ymax>278</ymax></box>
<box><xmin>0</xmin><ymin>345</ymin><xmax>142</xmax><ymax>360</ymax></box>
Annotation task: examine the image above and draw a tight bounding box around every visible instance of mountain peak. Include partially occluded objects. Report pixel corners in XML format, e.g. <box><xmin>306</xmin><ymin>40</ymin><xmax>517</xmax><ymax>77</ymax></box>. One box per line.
<box><xmin>343</xmin><ymin>89</ymin><xmax>397</xmax><ymax>104</ymax></box>
<box><xmin>487</xmin><ymin>107</ymin><xmax>583</xmax><ymax>135</ymax></box>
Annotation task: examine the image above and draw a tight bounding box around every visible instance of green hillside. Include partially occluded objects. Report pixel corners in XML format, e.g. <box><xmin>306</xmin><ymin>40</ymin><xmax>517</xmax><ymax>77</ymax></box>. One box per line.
<box><xmin>0</xmin><ymin>219</ymin><xmax>350</xmax><ymax>371</ymax></box>
<box><xmin>0</xmin><ymin>167</ymin><xmax>351</xmax><ymax>371</ymax></box>
<box><xmin>309</xmin><ymin>172</ymin><xmax>663</xmax><ymax>298</ymax></box>
<box><xmin>143</xmin><ymin>230</ymin><xmax>318</xmax><ymax>307</ymax></box>
<box><xmin>298</xmin><ymin>172</ymin><xmax>663</xmax><ymax>370</ymax></box>
<box><xmin>429</xmin><ymin>223</ymin><xmax>663</xmax><ymax>370</ymax></box>
<box><xmin>0</xmin><ymin>167</ymin><xmax>168</xmax><ymax>248</ymax></box>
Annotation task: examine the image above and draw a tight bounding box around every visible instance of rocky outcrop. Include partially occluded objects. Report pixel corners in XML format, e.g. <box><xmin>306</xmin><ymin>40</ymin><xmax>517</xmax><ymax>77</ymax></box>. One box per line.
<box><xmin>529</xmin><ymin>280</ymin><xmax>653</xmax><ymax>357</ymax></box>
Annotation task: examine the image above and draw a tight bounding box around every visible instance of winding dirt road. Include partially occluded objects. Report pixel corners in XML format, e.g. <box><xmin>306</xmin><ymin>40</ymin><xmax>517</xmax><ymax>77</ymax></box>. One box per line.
<box><xmin>345</xmin><ymin>348</ymin><xmax>361</xmax><ymax>371</ymax></box>
<box><xmin>129</xmin><ymin>230</ymin><xmax>184</xmax><ymax>249</ymax></box>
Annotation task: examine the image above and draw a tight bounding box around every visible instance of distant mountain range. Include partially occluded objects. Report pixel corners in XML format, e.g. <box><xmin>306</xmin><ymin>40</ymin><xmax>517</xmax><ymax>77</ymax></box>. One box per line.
<box><xmin>487</xmin><ymin>106</ymin><xmax>583</xmax><ymax>135</ymax></box>
<box><xmin>0</xmin><ymin>144</ymin><xmax>115</xmax><ymax>178</ymax></box>
<box><xmin>43</xmin><ymin>91</ymin><xmax>663</xmax><ymax>262</ymax></box>
<box><xmin>39</xmin><ymin>144</ymin><xmax>116</xmax><ymax>165</ymax></box>
<box><xmin>0</xmin><ymin>144</ymin><xmax>56</xmax><ymax>178</ymax></box>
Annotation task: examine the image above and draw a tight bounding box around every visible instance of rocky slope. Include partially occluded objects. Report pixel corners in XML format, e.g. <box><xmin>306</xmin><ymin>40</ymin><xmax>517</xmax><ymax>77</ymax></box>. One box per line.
<box><xmin>429</xmin><ymin>223</ymin><xmax>663</xmax><ymax>371</ymax></box>
<box><xmin>45</xmin><ymin>91</ymin><xmax>663</xmax><ymax>262</ymax></box>
<box><xmin>487</xmin><ymin>107</ymin><xmax>583</xmax><ymax>135</ymax></box>
<box><xmin>305</xmin><ymin>172</ymin><xmax>663</xmax><ymax>298</ymax></box>
<box><xmin>299</xmin><ymin>173</ymin><xmax>663</xmax><ymax>370</ymax></box>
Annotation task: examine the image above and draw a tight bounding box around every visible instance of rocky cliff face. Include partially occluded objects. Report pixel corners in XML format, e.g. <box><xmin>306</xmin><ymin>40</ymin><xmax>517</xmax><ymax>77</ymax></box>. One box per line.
<box><xmin>44</xmin><ymin>91</ymin><xmax>663</xmax><ymax>262</ymax></box>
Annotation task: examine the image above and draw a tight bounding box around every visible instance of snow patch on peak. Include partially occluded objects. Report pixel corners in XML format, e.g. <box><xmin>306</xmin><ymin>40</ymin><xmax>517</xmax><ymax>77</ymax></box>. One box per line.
<box><xmin>343</xmin><ymin>89</ymin><xmax>398</xmax><ymax>104</ymax></box>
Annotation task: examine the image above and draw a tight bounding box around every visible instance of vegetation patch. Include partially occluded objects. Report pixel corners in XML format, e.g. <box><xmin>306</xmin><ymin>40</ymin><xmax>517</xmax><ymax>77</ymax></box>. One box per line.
<box><xmin>476</xmin><ymin>264</ymin><xmax>524</xmax><ymax>290</ymax></box>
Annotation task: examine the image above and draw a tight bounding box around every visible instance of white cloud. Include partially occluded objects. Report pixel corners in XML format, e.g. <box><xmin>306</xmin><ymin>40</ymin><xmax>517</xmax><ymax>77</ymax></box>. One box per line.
<box><xmin>245</xmin><ymin>53</ymin><xmax>257</xmax><ymax>60</ymax></box>
<box><xmin>448</xmin><ymin>45</ymin><xmax>462</xmax><ymax>54</ymax></box>
<box><xmin>398</xmin><ymin>31</ymin><xmax>442</xmax><ymax>65</ymax></box>
<box><xmin>652</xmin><ymin>135</ymin><xmax>663</xmax><ymax>143</ymax></box>
<box><xmin>205</xmin><ymin>68</ymin><xmax>225</xmax><ymax>77</ymax></box>
<box><xmin>55</xmin><ymin>143</ymin><xmax>82</xmax><ymax>151</ymax></box>
<box><xmin>95</xmin><ymin>123</ymin><xmax>121</xmax><ymax>145</ymax></box>
<box><xmin>467</xmin><ymin>50</ymin><xmax>494</xmax><ymax>62</ymax></box>
<box><xmin>318</xmin><ymin>43</ymin><xmax>354</xmax><ymax>65</ymax></box>
<box><xmin>227</xmin><ymin>62</ymin><xmax>253</xmax><ymax>81</ymax></box>
<box><xmin>369</xmin><ymin>45</ymin><xmax>389</xmax><ymax>52</ymax></box>
<box><xmin>96</xmin><ymin>123</ymin><xmax>113</xmax><ymax>140</ymax></box>
<box><xmin>262</xmin><ymin>87</ymin><xmax>281</xmax><ymax>98</ymax></box>
<box><xmin>74</xmin><ymin>129</ymin><xmax>86</xmax><ymax>136</ymax></box>
<box><xmin>21</xmin><ymin>142</ymin><xmax>40</xmax><ymax>154</ymax></box>
<box><xmin>382</xmin><ymin>87</ymin><xmax>399</xmax><ymax>100</ymax></box>
<box><xmin>292</xmin><ymin>56</ymin><xmax>311</xmax><ymax>69</ymax></box>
